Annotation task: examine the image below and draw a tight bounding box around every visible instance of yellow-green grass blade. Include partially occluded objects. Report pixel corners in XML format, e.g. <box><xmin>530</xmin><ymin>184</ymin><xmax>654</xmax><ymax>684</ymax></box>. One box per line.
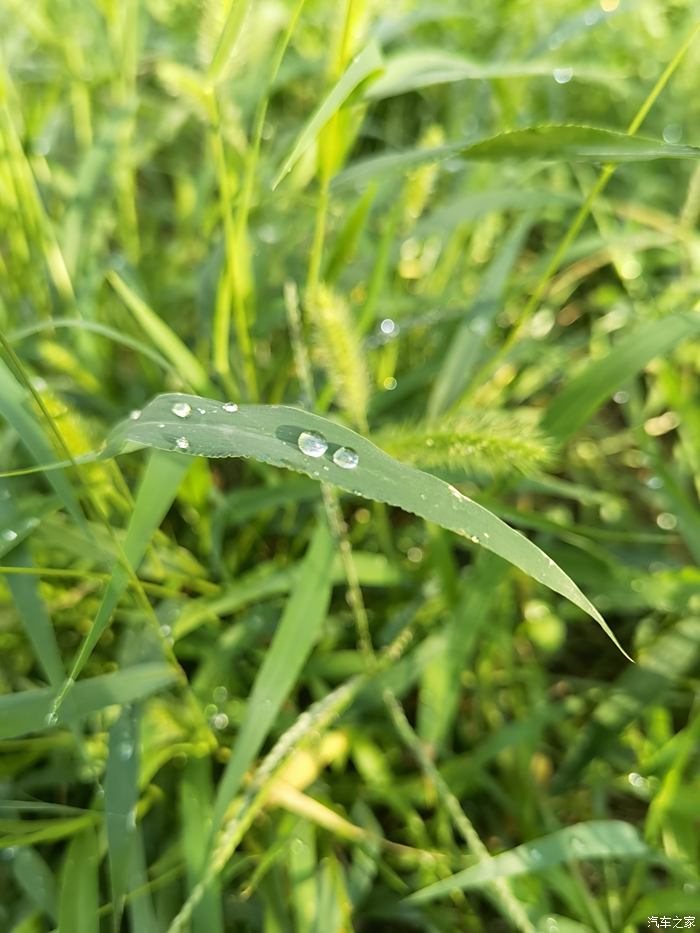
<box><xmin>406</xmin><ymin>821</ymin><xmax>647</xmax><ymax>904</ymax></box>
<box><xmin>106</xmin><ymin>394</ymin><xmax>629</xmax><ymax>657</ymax></box>
<box><xmin>0</xmin><ymin>663</ymin><xmax>177</xmax><ymax>740</ymax></box>
<box><xmin>272</xmin><ymin>40</ymin><xmax>384</xmax><ymax>189</ymax></box>
<box><xmin>180</xmin><ymin>757</ymin><xmax>224</xmax><ymax>933</ymax></box>
<box><xmin>210</xmin><ymin>517</ymin><xmax>335</xmax><ymax>833</ymax></box>
<box><xmin>107</xmin><ymin>270</ymin><xmax>209</xmax><ymax>394</ymax></box>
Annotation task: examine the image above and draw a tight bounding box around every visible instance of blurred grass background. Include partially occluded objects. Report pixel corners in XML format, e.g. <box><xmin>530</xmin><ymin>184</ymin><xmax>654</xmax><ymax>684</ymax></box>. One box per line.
<box><xmin>1</xmin><ymin>0</ymin><xmax>700</xmax><ymax>930</ymax></box>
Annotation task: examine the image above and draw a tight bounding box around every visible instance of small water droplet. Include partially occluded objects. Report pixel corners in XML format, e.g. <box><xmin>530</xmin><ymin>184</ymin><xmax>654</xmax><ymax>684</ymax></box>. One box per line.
<box><xmin>157</xmin><ymin>422</ymin><xmax>165</xmax><ymax>428</ymax></box>
<box><xmin>223</xmin><ymin>402</ymin><xmax>239</xmax><ymax>413</ymax></box>
<box><xmin>171</xmin><ymin>401</ymin><xmax>192</xmax><ymax>418</ymax></box>
<box><xmin>332</xmin><ymin>446</ymin><xmax>359</xmax><ymax>470</ymax></box>
<box><xmin>628</xmin><ymin>771</ymin><xmax>647</xmax><ymax>789</ymax></box>
<box><xmin>298</xmin><ymin>431</ymin><xmax>328</xmax><ymax>458</ymax></box>
<box><xmin>212</xmin><ymin>685</ymin><xmax>228</xmax><ymax>704</ymax></box>
<box><xmin>129</xmin><ymin>409</ymin><xmax>141</xmax><ymax>420</ymax></box>
<box><xmin>211</xmin><ymin>712</ymin><xmax>229</xmax><ymax>730</ymax></box>
<box><xmin>613</xmin><ymin>390</ymin><xmax>629</xmax><ymax>404</ymax></box>
<box><xmin>127</xmin><ymin>808</ymin><xmax>137</xmax><ymax>829</ymax></box>
<box><xmin>380</xmin><ymin>318</ymin><xmax>398</xmax><ymax>336</ymax></box>
<box><xmin>196</xmin><ymin>407</ymin><xmax>207</xmax><ymax>415</ymax></box>
<box><xmin>2</xmin><ymin>529</ymin><xmax>18</xmax><ymax>542</ymax></box>
<box><xmin>383</xmin><ymin>376</ymin><xmax>397</xmax><ymax>391</ymax></box>
<box><xmin>118</xmin><ymin>741</ymin><xmax>134</xmax><ymax>761</ymax></box>
<box><xmin>530</xmin><ymin>848</ymin><xmax>543</xmax><ymax>862</ymax></box>
<box><xmin>160</xmin><ymin>624</ymin><xmax>172</xmax><ymax>637</ymax></box>
<box><xmin>553</xmin><ymin>67</ymin><xmax>573</xmax><ymax>84</ymax></box>
<box><xmin>176</xmin><ymin>437</ymin><xmax>190</xmax><ymax>451</ymax></box>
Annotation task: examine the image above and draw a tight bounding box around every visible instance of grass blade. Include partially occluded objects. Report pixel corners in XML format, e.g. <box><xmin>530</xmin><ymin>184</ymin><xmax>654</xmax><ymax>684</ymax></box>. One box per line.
<box><xmin>0</xmin><ymin>663</ymin><xmax>177</xmax><ymax>739</ymax></box>
<box><xmin>58</xmin><ymin>827</ymin><xmax>99</xmax><ymax>933</ymax></box>
<box><xmin>210</xmin><ymin>517</ymin><xmax>334</xmax><ymax>832</ymax></box>
<box><xmin>107</xmin><ymin>394</ymin><xmax>628</xmax><ymax>656</ymax></box>
<box><xmin>12</xmin><ymin>845</ymin><xmax>58</xmax><ymax>922</ymax></box>
<box><xmin>272</xmin><ymin>40</ymin><xmax>383</xmax><ymax>189</ymax></box>
<box><xmin>407</xmin><ymin>821</ymin><xmax>647</xmax><ymax>904</ymax></box>
<box><xmin>542</xmin><ymin>313</ymin><xmax>700</xmax><ymax>442</ymax></box>
<box><xmin>180</xmin><ymin>758</ymin><xmax>224</xmax><ymax>933</ymax></box>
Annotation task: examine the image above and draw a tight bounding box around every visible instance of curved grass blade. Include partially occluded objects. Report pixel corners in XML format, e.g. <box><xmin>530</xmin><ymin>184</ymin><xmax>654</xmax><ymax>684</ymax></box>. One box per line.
<box><xmin>12</xmin><ymin>845</ymin><xmax>58</xmax><ymax>922</ymax></box>
<box><xmin>406</xmin><ymin>821</ymin><xmax>647</xmax><ymax>904</ymax></box>
<box><xmin>335</xmin><ymin>124</ymin><xmax>700</xmax><ymax>188</ymax></box>
<box><xmin>542</xmin><ymin>312</ymin><xmax>700</xmax><ymax>442</ymax></box>
<box><xmin>106</xmin><ymin>393</ymin><xmax>629</xmax><ymax>657</ymax></box>
<box><xmin>272</xmin><ymin>40</ymin><xmax>383</xmax><ymax>189</ymax></box>
<box><xmin>0</xmin><ymin>663</ymin><xmax>177</xmax><ymax>740</ymax></box>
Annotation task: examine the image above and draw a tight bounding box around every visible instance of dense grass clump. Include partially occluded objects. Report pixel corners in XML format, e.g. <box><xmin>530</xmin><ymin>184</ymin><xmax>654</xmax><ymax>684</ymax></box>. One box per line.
<box><xmin>1</xmin><ymin>1</ymin><xmax>700</xmax><ymax>931</ymax></box>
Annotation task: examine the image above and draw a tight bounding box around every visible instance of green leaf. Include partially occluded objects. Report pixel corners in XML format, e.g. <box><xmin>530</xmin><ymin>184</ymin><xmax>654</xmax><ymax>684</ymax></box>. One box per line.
<box><xmin>0</xmin><ymin>663</ymin><xmax>177</xmax><ymax>739</ymax></box>
<box><xmin>58</xmin><ymin>828</ymin><xmax>99</xmax><ymax>933</ymax></box>
<box><xmin>335</xmin><ymin>124</ymin><xmax>700</xmax><ymax>187</ymax></box>
<box><xmin>210</xmin><ymin>518</ymin><xmax>335</xmax><ymax>832</ymax></box>
<box><xmin>542</xmin><ymin>313</ymin><xmax>700</xmax><ymax>441</ymax></box>
<box><xmin>106</xmin><ymin>394</ymin><xmax>628</xmax><ymax>657</ymax></box>
<box><xmin>180</xmin><ymin>758</ymin><xmax>224</xmax><ymax>933</ymax></box>
<box><xmin>105</xmin><ymin>705</ymin><xmax>141</xmax><ymax>931</ymax></box>
<box><xmin>12</xmin><ymin>846</ymin><xmax>59</xmax><ymax>921</ymax></box>
<box><xmin>272</xmin><ymin>40</ymin><xmax>384</xmax><ymax>189</ymax></box>
<box><xmin>406</xmin><ymin>821</ymin><xmax>647</xmax><ymax>904</ymax></box>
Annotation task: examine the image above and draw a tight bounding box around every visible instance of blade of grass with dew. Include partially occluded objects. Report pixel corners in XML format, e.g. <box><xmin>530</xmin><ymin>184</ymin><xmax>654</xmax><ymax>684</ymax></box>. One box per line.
<box><xmin>105</xmin><ymin>704</ymin><xmax>141</xmax><ymax>932</ymax></box>
<box><xmin>427</xmin><ymin>214</ymin><xmax>533</xmax><ymax>419</ymax></box>
<box><xmin>406</xmin><ymin>820</ymin><xmax>647</xmax><ymax>904</ymax></box>
<box><xmin>0</xmin><ymin>356</ymin><xmax>83</xmax><ymax>525</ymax></box>
<box><xmin>0</xmin><ymin>663</ymin><xmax>177</xmax><ymax>740</ymax></box>
<box><xmin>107</xmin><ymin>270</ymin><xmax>209</xmax><ymax>393</ymax></box>
<box><xmin>366</xmin><ymin>51</ymin><xmax>621</xmax><ymax>99</ymax></box>
<box><xmin>51</xmin><ymin>448</ymin><xmax>191</xmax><ymax>717</ymax></box>
<box><xmin>272</xmin><ymin>40</ymin><xmax>384</xmax><ymax>189</ymax></box>
<box><xmin>58</xmin><ymin>827</ymin><xmax>99</xmax><ymax>933</ymax></box>
<box><xmin>180</xmin><ymin>758</ymin><xmax>224</xmax><ymax>933</ymax></box>
<box><xmin>105</xmin><ymin>394</ymin><xmax>628</xmax><ymax>657</ymax></box>
<box><xmin>12</xmin><ymin>845</ymin><xmax>59</xmax><ymax>923</ymax></box>
<box><xmin>209</xmin><ymin>517</ymin><xmax>334</xmax><ymax>833</ymax></box>
<box><xmin>334</xmin><ymin>124</ymin><xmax>700</xmax><ymax>188</ymax></box>
<box><xmin>541</xmin><ymin>312</ymin><xmax>700</xmax><ymax>442</ymax></box>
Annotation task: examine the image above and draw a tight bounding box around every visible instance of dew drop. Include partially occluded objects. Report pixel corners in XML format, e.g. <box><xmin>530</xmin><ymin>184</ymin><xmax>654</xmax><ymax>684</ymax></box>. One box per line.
<box><xmin>212</xmin><ymin>685</ymin><xmax>228</xmax><ymax>704</ymax></box>
<box><xmin>118</xmin><ymin>741</ymin><xmax>134</xmax><ymax>761</ymax></box>
<box><xmin>171</xmin><ymin>401</ymin><xmax>192</xmax><ymax>418</ymax></box>
<box><xmin>196</xmin><ymin>407</ymin><xmax>207</xmax><ymax>415</ymax></box>
<box><xmin>383</xmin><ymin>376</ymin><xmax>397</xmax><ymax>391</ymax></box>
<box><xmin>298</xmin><ymin>430</ymin><xmax>328</xmax><ymax>458</ymax></box>
<box><xmin>176</xmin><ymin>437</ymin><xmax>190</xmax><ymax>451</ymax></box>
<box><xmin>553</xmin><ymin>67</ymin><xmax>573</xmax><ymax>84</ymax></box>
<box><xmin>530</xmin><ymin>848</ymin><xmax>543</xmax><ymax>863</ymax></box>
<box><xmin>380</xmin><ymin>318</ymin><xmax>398</xmax><ymax>336</ymax></box>
<box><xmin>129</xmin><ymin>409</ymin><xmax>141</xmax><ymax>420</ymax></box>
<box><xmin>332</xmin><ymin>446</ymin><xmax>359</xmax><ymax>470</ymax></box>
<box><xmin>223</xmin><ymin>402</ymin><xmax>239</xmax><ymax>413</ymax></box>
<box><xmin>2</xmin><ymin>529</ymin><xmax>18</xmax><ymax>542</ymax></box>
<box><xmin>211</xmin><ymin>712</ymin><xmax>229</xmax><ymax>730</ymax></box>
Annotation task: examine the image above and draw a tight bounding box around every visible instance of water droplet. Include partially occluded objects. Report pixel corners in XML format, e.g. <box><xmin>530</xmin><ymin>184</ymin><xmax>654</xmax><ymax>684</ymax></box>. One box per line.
<box><xmin>657</xmin><ymin>512</ymin><xmax>677</xmax><ymax>530</ymax></box>
<box><xmin>628</xmin><ymin>771</ymin><xmax>647</xmax><ymax>789</ymax></box>
<box><xmin>663</xmin><ymin>123</ymin><xmax>682</xmax><ymax>144</ymax></box>
<box><xmin>2</xmin><ymin>529</ymin><xmax>18</xmax><ymax>542</ymax></box>
<box><xmin>407</xmin><ymin>547</ymin><xmax>423</xmax><ymax>563</ymax></box>
<box><xmin>383</xmin><ymin>376</ymin><xmax>397</xmax><ymax>391</ymax></box>
<box><xmin>129</xmin><ymin>409</ymin><xmax>141</xmax><ymax>420</ymax></box>
<box><xmin>157</xmin><ymin>422</ymin><xmax>165</xmax><ymax>428</ymax></box>
<box><xmin>332</xmin><ymin>446</ymin><xmax>359</xmax><ymax>470</ymax></box>
<box><xmin>298</xmin><ymin>431</ymin><xmax>328</xmax><ymax>458</ymax></box>
<box><xmin>196</xmin><ymin>407</ymin><xmax>206</xmax><ymax>415</ymax></box>
<box><xmin>127</xmin><ymin>808</ymin><xmax>137</xmax><ymax>829</ymax></box>
<box><xmin>118</xmin><ymin>741</ymin><xmax>134</xmax><ymax>761</ymax></box>
<box><xmin>553</xmin><ymin>67</ymin><xmax>573</xmax><ymax>84</ymax></box>
<box><xmin>530</xmin><ymin>848</ymin><xmax>543</xmax><ymax>863</ymax></box>
<box><xmin>425</xmin><ymin>438</ymin><xmax>435</xmax><ymax>447</ymax></box>
<box><xmin>212</xmin><ymin>685</ymin><xmax>228</xmax><ymax>704</ymax></box>
<box><xmin>613</xmin><ymin>390</ymin><xmax>629</xmax><ymax>404</ymax></box>
<box><xmin>211</xmin><ymin>712</ymin><xmax>229</xmax><ymax>730</ymax></box>
<box><xmin>160</xmin><ymin>624</ymin><xmax>172</xmax><ymax>637</ymax></box>
<box><xmin>448</xmin><ymin>485</ymin><xmax>465</xmax><ymax>501</ymax></box>
<box><xmin>176</xmin><ymin>437</ymin><xmax>190</xmax><ymax>451</ymax></box>
<box><xmin>380</xmin><ymin>318</ymin><xmax>397</xmax><ymax>336</ymax></box>
<box><xmin>223</xmin><ymin>402</ymin><xmax>239</xmax><ymax>413</ymax></box>
<box><xmin>171</xmin><ymin>401</ymin><xmax>192</xmax><ymax>418</ymax></box>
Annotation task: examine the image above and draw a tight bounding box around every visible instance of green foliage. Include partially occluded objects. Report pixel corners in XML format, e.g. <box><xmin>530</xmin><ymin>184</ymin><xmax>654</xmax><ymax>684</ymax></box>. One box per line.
<box><xmin>1</xmin><ymin>0</ymin><xmax>700</xmax><ymax>930</ymax></box>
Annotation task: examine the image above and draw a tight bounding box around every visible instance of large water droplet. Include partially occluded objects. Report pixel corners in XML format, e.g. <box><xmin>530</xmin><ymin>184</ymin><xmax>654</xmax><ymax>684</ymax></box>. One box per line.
<box><xmin>171</xmin><ymin>401</ymin><xmax>192</xmax><ymax>419</ymax></box>
<box><xmin>211</xmin><ymin>712</ymin><xmax>229</xmax><ymax>730</ymax></box>
<box><xmin>298</xmin><ymin>431</ymin><xmax>328</xmax><ymax>458</ymax></box>
<box><xmin>553</xmin><ymin>67</ymin><xmax>573</xmax><ymax>84</ymax></box>
<box><xmin>332</xmin><ymin>446</ymin><xmax>359</xmax><ymax>470</ymax></box>
<box><xmin>2</xmin><ymin>529</ymin><xmax>18</xmax><ymax>542</ymax></box>
<box><xmin>222</xmin><ymin>402</ymin><xmax>239</xmax><ymax>413</ymax></box>
<box><xmin>129</xmin><ymin>409</ymin><xmax>141</xmax><ymax>420</ymax></box>
<box><xmin>176</xmin><ymin>437</ymin><xmax>190</xmax><ymax>451</ymax></box>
